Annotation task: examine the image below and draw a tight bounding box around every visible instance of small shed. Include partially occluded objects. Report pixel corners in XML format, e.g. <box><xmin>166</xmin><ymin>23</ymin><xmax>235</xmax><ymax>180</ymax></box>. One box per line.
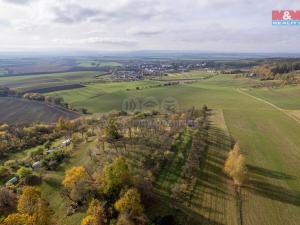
<box><xmin>46</xmin><ymin>148</ymin><xmax>56</xmax><ymax>154</ymax></box>
<box><xmin>32</xmin><ymin>161</ymin><xmax>41</xmax><ymax>169</ymax></box>
<box><xmin>61</xmin><ymin>138</ymin><xmax>71</xmax><ymax>147</ymax></box>
<box><xmin>6</xmin><ymin>177</ymin><xmax>18</xmax><ymax>186</ymax></box>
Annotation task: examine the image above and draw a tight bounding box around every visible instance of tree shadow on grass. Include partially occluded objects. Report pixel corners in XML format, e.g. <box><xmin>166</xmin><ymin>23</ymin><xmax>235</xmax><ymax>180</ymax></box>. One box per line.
<box><xmin>245</xmin><ymin>164</ymin><xmax>299</xmax><ymax>206</ymax></box>
<box><xmin>245</xmin><ymin>178</ymin><xmax>300</xmax><ymax>206</ymax></box>
<box><xmin>207</xmin><ymin>126</ymin><xmax>234</xmax><ymax>151</ymax></box>
<box><xmin>43</xmin><ymin>176</ymin><xmax>62</xmax><ymax>189</ymax></box>
<box><xmin>150</xmin><ymin>191</ymin><xmax>225</xmax><ymax>225</ymax></box>
<box><xmin>247</xmin><ymin>165</ymin><xmax>296</xmax><ymax>180</ymax></box>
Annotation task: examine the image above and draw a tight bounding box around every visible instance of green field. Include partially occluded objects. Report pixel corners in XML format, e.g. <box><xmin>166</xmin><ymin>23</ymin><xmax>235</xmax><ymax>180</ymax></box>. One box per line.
<box><xmin>46</xmin><ymin>80</ymin><xmax>163</xmax><ymax>112</ymax></box>
<box><xmin>0</xmin><ymin>71</ymin><xmax>103</xmax><ymax>92</ymax></box>
<box><xmin>77</xmin><ymin>60</ymin><xmax>122</xmax><ymax>68</ymax></box>
<box><xmin>245</xmin><ymin>86</ymin><xmax>300</xmax><ymax>110</ymax></box>
<box><xmin>43</xmin><ymin>73</ymin><xmax>300</xmax><ymax>225</ymax></box>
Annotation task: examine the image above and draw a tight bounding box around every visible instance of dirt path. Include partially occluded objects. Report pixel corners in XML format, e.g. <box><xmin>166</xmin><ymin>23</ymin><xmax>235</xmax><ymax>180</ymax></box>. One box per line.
<box><xmin>237</xmin><ymin>89</ymin><xmax>300</xmax><ymax>125</ymax></box>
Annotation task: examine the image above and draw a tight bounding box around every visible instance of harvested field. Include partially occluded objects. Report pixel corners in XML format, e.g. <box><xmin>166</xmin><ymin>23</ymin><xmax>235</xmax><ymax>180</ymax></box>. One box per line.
<box><xmin>0</xmin><ymin>97</ymin><xmax>80</xmax><ymax>124</ymax></box>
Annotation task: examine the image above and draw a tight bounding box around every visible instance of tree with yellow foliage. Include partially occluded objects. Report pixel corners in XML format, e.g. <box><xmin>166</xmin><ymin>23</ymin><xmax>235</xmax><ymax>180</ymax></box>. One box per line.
<box><xmin>224</xmin><ymin>143</ymin><xmax>247</xmax><ymax>186</ymax></box>
<box><xmin>62</xmin><ymin>166</ymin><xmax>90</xmax><ymax>202</ymax></box>
<box><xmin>2</xmin><ymin>213</ymin><xmax>31</xmax><ymax>225</ymax></box>
<box><xmin>63</xmin><ymin>166</ymin><xmax>88</xmax><ymax>190</ymax></box>
<box><xmin>30</xmin><ymin>199</ymin><xmax>53</xmax><ymax>225</ymax></box>
<box><xmin>80</xmin><ymin>199</ymin><xmax>106</xmax><ymax>225</ymax></box>
<box><xmin>115</xmin><ymin>188</ymin><xmax>143</xmax><ymax>216</ymax></box>
<box><xmin>3</xmin><ymin>186</ymin><xmax>53</xmax><ymax>225</ymax></box>
<box><xmin>17</xmin><ymin>186</ymin><xmax>41</xmax><ymax>215</ymax></box>
<box><xmin>116</xmin><ymin>213</ymin><xmax>135</xmax><ymax>225</ymax></box>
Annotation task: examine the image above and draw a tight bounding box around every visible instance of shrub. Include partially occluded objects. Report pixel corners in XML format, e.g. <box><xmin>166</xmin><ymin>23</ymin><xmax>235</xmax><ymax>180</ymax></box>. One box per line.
<box><xmin>16</xmin><ymin>167</ymin><xmax>32</xmax><ymax>179</ymax></box>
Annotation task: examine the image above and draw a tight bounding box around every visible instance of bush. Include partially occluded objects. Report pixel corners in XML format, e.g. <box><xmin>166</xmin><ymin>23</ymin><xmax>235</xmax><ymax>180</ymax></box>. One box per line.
<box><xmin>16</xmin><ymin>167</ymin><xmax>32</xmax><ymax>179</ymax></box>
<box><xmin>0</xmin><ymin>166</ymin><xmax>10</xmax><ymax>179</ymax></box>
<box><xmin>23</xmin><ymin>93</ymin><xmax>45</xmax><ymax>101</ymax></box>
<box><xmin>42</xmin><ymin>150</ymin><xmax>69</xmax><ymax>170</ymax></box>
<box><xmin>4</xmin><ymin>160</ymin><xmax>19</xmax><ymax>170</ymax></box>
<box><xmin>24</xmin><ymin>175</ymin><xmax>41</xmax><ymax>186</ymax></box>
<box><xmin>30</xmin><ymin>147</ymin><xmax>44</xmax><ymax>160</ymax></box>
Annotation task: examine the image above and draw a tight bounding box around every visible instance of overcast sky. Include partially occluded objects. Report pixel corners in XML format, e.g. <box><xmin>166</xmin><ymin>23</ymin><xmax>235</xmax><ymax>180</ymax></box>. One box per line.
<box><xmin>0</xmin><ymin>0</ymin><xmax>299</xmax><ymax>53</ymax></box>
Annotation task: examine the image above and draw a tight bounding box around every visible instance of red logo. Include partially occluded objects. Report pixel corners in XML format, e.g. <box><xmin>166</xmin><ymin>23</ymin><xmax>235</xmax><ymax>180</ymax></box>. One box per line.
<box><xmin>272</xmin><ymin>10</ymin><xmax>300</xmax><ymax>20</ymax></box>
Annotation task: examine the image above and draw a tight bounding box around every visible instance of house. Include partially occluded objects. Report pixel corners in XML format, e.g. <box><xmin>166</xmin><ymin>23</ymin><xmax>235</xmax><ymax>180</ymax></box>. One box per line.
<box><xmin>32</xmin><ymin>161</ymin><xmax>41</xmax><ymax>169</ymax></box>
<box><xmin>61</xmin><ymin>138</ymin><xmax>71</xmax><ymax>147</ymax></box>
<box><xmin>6</xmin><ymin>177</ymin><xmax>18</xmax><ymax>186</ymax></box>
<box><xmin>46</xmin><ymin>148</ymin><xmax>56</xmax><ymax>154</ymax></box>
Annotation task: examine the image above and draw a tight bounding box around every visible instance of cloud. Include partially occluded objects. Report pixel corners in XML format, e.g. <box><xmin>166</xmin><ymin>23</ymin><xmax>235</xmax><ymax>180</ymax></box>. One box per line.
<box><xmin>52</xmin><ymin>4</ymin><xmax>99</xmax><ymax>24</ymax></box>
<box><xmin>0</xmin><ymin>0</ymin><xmax>299</xmax><ymax>52</ymax></box>
<box><xmin>2</xmin><ymin>0</ymin><xmax>33</xmax><ymax>5</ymax></box>
<box><xmin>52</xmin><ymin>37</ymin><xmax>137</xmax><ymax>47</ymax></box>
<box><xmin>127</xmin><ymin>27</ymin><xmax>165</xmax><ymax>36</ymax></box>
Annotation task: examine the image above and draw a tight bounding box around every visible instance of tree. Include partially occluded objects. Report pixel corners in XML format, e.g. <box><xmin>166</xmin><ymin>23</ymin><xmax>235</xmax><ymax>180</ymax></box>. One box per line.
<box><xmin>116</xmin><ymin>213</ymin><xmax>135</xmax><ymax>225</ymax></box>
<box><xmin>2</xmin><ymin>213</ymin><xmax>31</xmax><ymax>225</ymax></box>
<box><xmin>55</xmin><ymin>118</ymin><xmax>73</xmax><ymax>136</ymax></box>
<box><xmin>105</xmin><ymin>118</ymin><xmax>120</xmax><ymax>140</ymax></box>
<box><xmin>30</xmin><ymin>199</ymin><xmax>53</xmax><ymax>225</ymax></box>
<box><xmin>97</xmin><ymin>157</ymin><xmax>131</xmax><ymax>196</ymax></box>
<box><xmin>81</xmin><ymin>215</ymin><xmax>98</xmax><ymax>225</ymax></box>
<box><xmin>63</xmin><ymin>166</ymin><xmax>88</xmax><ymax>190</ymax></box>
<box><xmin>115</xmin><ymin>188</ymin><xmax>143</xmax><ymax>216</ymax></box>
<box><xmin>224</xmin><ymin>143</ymin><xmax>247</xmax><ymax>186</ymax></box>
<box><xmin>80</xmin><ymin>199</ymin><xmax>106</xmax><ymax>225</ymax></box>
<box><xmin>17</xmin><ymin>186</ymin><xmax>41</xmax><ymax>215</ymax></box>
<box><xmin>0</xmin><ymin>187</ymin><xmax>17</xmax><ymax>216</ymax></box>
<box><xmin>62</xmin><ymin>166</ymin><xmax>89</xmax><ymax>202</ymax></box>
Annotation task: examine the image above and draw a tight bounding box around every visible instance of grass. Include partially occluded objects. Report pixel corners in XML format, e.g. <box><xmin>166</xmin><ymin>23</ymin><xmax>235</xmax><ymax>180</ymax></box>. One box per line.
<box><xmin>40</xmin><ymin>137</ymin><xmax>97</xmax><ymax>225</ymax></box>
<box><xmin>46</xmin><ymin>80</ymin><xmax>163</xmax><ymax>112</ymax></box>
<box><xmin>245</xmin><ymin>86</ymin><xmax>300</xmax><ymax>109</ymax></box>
<box><xmin>0</xmin><ymin>71</ymin><xmax>103</xmax><ymax>92</ymax></box>
<box><xmin>77</xmin><ymin>60</ymin><xmax>122</xmax><ymax>68</ymax></box>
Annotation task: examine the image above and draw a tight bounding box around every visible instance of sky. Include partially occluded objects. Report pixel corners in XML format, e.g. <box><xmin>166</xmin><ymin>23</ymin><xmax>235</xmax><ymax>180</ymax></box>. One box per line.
<box><xmin>0</xmin><ymin>0</ymin><xmax>299</xmax><ymax>53</ymax></box>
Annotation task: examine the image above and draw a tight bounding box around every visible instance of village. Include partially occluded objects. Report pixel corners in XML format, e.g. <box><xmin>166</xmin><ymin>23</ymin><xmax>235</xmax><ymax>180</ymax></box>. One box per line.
<box><xmin>111</xmin><ymin>62</ymin><xmax>209</xmax><ymax>81</ymax></box>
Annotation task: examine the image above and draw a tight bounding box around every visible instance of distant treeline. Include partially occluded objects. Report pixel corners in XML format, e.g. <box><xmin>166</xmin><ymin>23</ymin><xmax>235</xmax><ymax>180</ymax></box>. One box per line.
<box><xmin>251</xmin><ymin>60</ymin><xmax>300</xmax><ymax>82</ymax></box>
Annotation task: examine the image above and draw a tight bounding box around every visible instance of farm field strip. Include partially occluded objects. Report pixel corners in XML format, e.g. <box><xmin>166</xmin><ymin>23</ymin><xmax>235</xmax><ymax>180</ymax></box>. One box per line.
<box><xmin>237</xmin><ymin>89</ymin><xmax>300</xmax><ymax>125</ymax></box>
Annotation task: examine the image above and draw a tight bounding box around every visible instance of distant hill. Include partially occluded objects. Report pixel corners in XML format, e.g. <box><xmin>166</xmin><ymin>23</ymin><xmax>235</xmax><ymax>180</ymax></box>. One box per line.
<box><xmin>0</xmin><ymin>97</ymin><xmax>80</xmax><ymax>124</ymax></box>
